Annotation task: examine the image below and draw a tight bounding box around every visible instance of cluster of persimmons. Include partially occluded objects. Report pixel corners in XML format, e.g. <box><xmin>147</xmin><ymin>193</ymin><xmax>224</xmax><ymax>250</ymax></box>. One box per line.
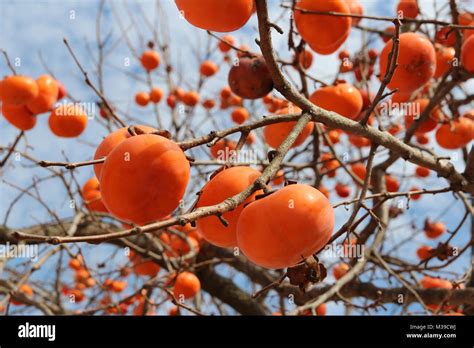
<box><xmin>1</xmin><ymin>0</ymin><xmax>473</xmax><ymax>315</ymax></box>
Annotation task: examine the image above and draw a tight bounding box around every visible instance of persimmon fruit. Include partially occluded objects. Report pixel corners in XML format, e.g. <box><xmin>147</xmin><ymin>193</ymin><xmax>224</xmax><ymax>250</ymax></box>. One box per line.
<box><xmin>379</xmin><ymin>33</ymin><xmax>435</xmax><ymax>93</ymax></box>
<box><xmin>237</xmin><ymin>184</ymin><xmax>334</xmax><ymax>269</ymax></box>
<box><xmin>48</xmin><ymin>104</ymin><xmax>88</xmax><ymax>138</ymax></box>
<box><xmin>228</xmin><ymin>56</ymin><xmax>274</xmax><ymax>99</ymax></box>
<box><xmin>294</xmin><ymin>0</ymin><xmax>351</xmax><ymax>55</ymax></box>
<box><xmin>196</xmin><ymin>166</ymin><xmax>262</xmax><ymax>248</ymax></box>
<box><xmin>1</xmin><ymin>103</ymin><xmax>36</xmax><ymax>131</ymax></box>
<box><xmin>175</xmin><ymin>0</ymin><xmax>253</xmax><ymax>32</ymax></box>
<box><xmin>172</xmin><ymin>271</ymin><xmax>201</xmax><ymax>299</ymax></box>
<box><xmin>309</xmin><ymin>82</ymin><xmax>363</xmax><ymax>120</ymax></box>
<box><xmin>0</xmin><ymin>75</ymin><xmax>39</xmax><ymax>105</ymax></box>
<box><xmin>100</xmin><ymin>134</ymin><xmax>190</xmax><ymax>225</ymax></box>
<box><xmin>25</xmin><ymin>75</ymin><xmax>58</xmax><ymax>114</ymax></box>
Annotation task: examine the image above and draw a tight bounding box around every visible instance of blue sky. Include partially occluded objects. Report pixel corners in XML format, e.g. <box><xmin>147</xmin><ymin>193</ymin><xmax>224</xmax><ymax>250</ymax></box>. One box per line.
<box><xmin>0</xmin><ymin>0</ymin><xmax>473</xmax><ymax>315</ymax></box>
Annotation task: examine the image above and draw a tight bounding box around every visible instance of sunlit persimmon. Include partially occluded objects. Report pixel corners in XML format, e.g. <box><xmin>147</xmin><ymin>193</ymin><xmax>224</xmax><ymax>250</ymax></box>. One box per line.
<box><xmin>424</xmin><ymin>220</ymin><xmax>446</xmax><ymax>239</ymax></box>
<box><xmin>385</xmin><ymin>175</ymin><xmax>399</xmax><ymax>192</ymax></box>
<box><xmin>415</xmin><ymin>166</ymin><xmax>430</xmax><ymax>178</ymax></box>
<box><xmin>196</xmin><ymin>166</ymin><xmax>262</xmax><ymax>247</ymax></box>
<box><xmin>149</xmin><ymin>87</ymin><xmax>164</xmax><ymax>103</ymax></box>
<box><xmin>200</xmin><ymin>60</ymin><xmax>219</xmax><ymax>77</ymax></box>
<box><xmin>175</xmin><ymin>0</ymin><xmax>254</xmax><ymax>32</ymax></box>
<box><xmin>231</xmin><ymin>107</ymin><xmax>249</xmax><ymax>124</ymax></box>
<box><xmin>321</xmin><ymin>152</ymin><xmax>339</xmax><ymax>178</ymax></box>
<box><xmin>416</xmin><ymin>133</ymin><xmax>429</xmax><ymax>145</ymax></box>
<box><xmin>167</xmin><ymin>235</ymin><xmax>200</xmax><ymax>256</ymax></box>
<box><xmin>434</xmin><ymin>44</ymin><xmax>455</xmax><ymax>78</ymax></box>
<box><xmin>348</xmin><ymin>134</ymin><xmax>371</xmax><ymax>148</ymax></box>
<box><xmin>396</xmin><ymin>0</ymin><xmax>418</xmax><ymax>19</ymax></box>
<box><xmin>417</xmin><ymin>245</ymin><xmax>433</xmax><ymax>261</ymax></box>
<box><xmin>351</xmin><ymin>162</ymin><xmax>366</xmax><ymax>181</ymax></box>
<box><xmin>70</xmin><ymin>289</ymin><xmax>85</xmax><ymax>303</ymax></box>
<box><xmin>182</xmin><ymin>91</ymin><xmax>200</xmax><ymax>106</ymax></box>
<box><xmin>100</xmin><ymin>134</ymin><xmax>190</xmax><ymax>225</ymax></box>
<box><xmin>310</xmin><ymin>82</ymin><xmax>363</xmax><ymax>120</ymax></box>
<box><xmin>135</xmin><ymin>92</ymin><xmax>150</xmax><ymax>107</ymax></box>
<box><xmin>435</xmin><ymin>117</ymin><xmax>473</xmax><ymax>149</ymax></box>
<box><xmin>380</xmin><ymin>33</ymin><xmax>435</xmax><ymax>93</ymax></box>
<box><xmin>237</xmin><ymin>184</ymin><xmax>334</xmax><ymax>269</ymax></box>
<box><xmin>202</xmin><ymin>99</ymin><xmax>216</xmax><ymax>110</ymax></box>
<box><xmin>26</xmin><ymin>75</ymin><xmax>58</xmax><ymax>114</ymax></box>
<box><xmin>335</xmin><ymin>183</ymin><xmax>351</xmax><ymax>198</ymax></box>
<box><xmin>294</xmin><ymin>0</ymin><xmax>351</xmax><ymax>55</ymax></box>
<box><xmin>1</xmin><ymin>103</ymin><xmax>37</xmax><ymax>131</ymax></box>
<box><xmin>409</xmin><ymin>186</ymin><xmax>422</xmax><ymax>200</ymax></box>
<box><xmin>93</xmin><ymin>125</ymin><xmax>156</xmax><ymax>178</ymax></box>
<box><xmin>421</xmin><ymin>276</ymin><xmax>452</xmax><ymax>289</ymax></box>
<box><xmin>218</xmin><ymin>35</ymin><xmax>235</xmax><ymax>52</ymax></box>
<box><xmin>0</xmin><ymin>75</ymin><xmax>39</xmax><ymax>105</ymax></box>
<box><xmin>173</xmin><ymin>271</ymin><xmax>201</xmax><ymax>299</ymax></box>
<box><xmin>333</xmin><ymin>263</ymin><xmax>349</xmax><ymax>280</ymax></box>
<box><xmin>263</xmin><ymin>106</ymin><xmax>314</xmax><ymax>149</ymax></box>
<box><xmin>435</xmin><ymin>27</ymin><xmax>456</xmax><ymax>47</ymax></box>
<box><xmin>140</xmin><ymin>50</ymin><xmax>161</xmax><ymax>71</ymax></box>
<box><xmin>129</xmin><ymin>251</ymin><xmax>161</xmax><ymax>277</ymax></box>
<box><xmin>381</xmin><ymin>26</ymin><xmax>395</xmax><ymax>43</ymax></box>
<box><xmin>345</xmin><ymin>0</ymin><xmax>363</xmax><ymax>26</ymax></box>
<box><xmin>167</xmin><ymin>95</ymin><xmax>177</xmax><ymax>108</ymax></box>
<box><xmin>48</xmin><ymin>104</ymin><xmax>88</xmax><ymax>138</ymax></box>
<box><xmin>82</xmin><ymin>177</ymin><xmax>108</xmax><ymax>213</ymax></box>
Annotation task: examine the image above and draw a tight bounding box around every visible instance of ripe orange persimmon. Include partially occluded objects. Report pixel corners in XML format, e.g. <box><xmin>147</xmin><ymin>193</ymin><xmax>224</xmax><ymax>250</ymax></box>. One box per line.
<box><xmin>385</xmin><ymin>175</ymin><xmax>400</xmax><ymax>192</ymax></box>
<box><xmin>135</xmin><ymin>92</ymin><xmax>150</xmax><ymax>107</ymax></box>
<box><xmin>210</xmin><ymin>139</ymin><xmax>237</xmax><ymax>161</ymax></box>
<box><xmin>333</xmin><ymin>263</ymin><xmax>349</xmax><ymax>280</ymax></box>
<box><xmin>298</xmin><ymin>49</ymin><xmax>313</xmax><ymax>69</ymax></box>
<box><xmin>129</xmin><ymin>251</ymin><xmax>161</xmax><ymax>277</ymax></box>
<box><xmin>167</xmin><ymin>95</ymin><xmax>177</xmax><ymax>108</ymax></box>
<box><xmin>417</xmin><ymin>245</ymin><xmax>433</xmax><ymax>261</ymax></box>
<box><xmin>11</xmin><ymin>284</ymin><xmax>34</xmax><ymax>305</ymax></box>
<box><xmin>237</xmin><ymin>184</ymin><xmax>334</xmax><ymax>269</ymax></box>
<box><xmin>404</xmin><ymin>99</ymin><xmax>442</xmax><ymax>134</ymax></box>
<box><xmin>175</xmin><ymin>0</ymin><xmax>253</xmax><ymax>32</ymax></box>
<box><xmin>335</xmin><ymin>183</ymin><xmax>351</xmax><ymax>198</ymax></box>
<box><xmin>25</xmin><ymin>75</ymin><xmax>58</xmax><ymax>114</ymax></box>
<box><xmin>380</xmin><ymin>33</ymin><xmax>435</xmax><ymax>93</ymax></box>
<box><xmin>294</xmin><ymin>0</ymin><xmax>351</xmax><ymax>55</ymax></box>
<box><xmin>309</xmin><ymin>83</ymin><xmax>363</xmax><ymax>120</ymax></box>
<box><xmin>351</xmin><ymin>162</ymin><xmax>367</xmax><ymax>181</ymax></box>
<box><xmin>93</xmin><ymin>125</ymin><xmax>156</xmax><ymax>178</ymax></box>
<box><xmin>321</xmin><ymin>152</ymin><xmax>339</xmax><ymax>177</ymax></box>
<box><xmin>409</xmin><ymin>186</ymin><xmax>422</xmax><ymax>200</ymax></box>
<box><xmin>396</xmin><ymin>0</ymin><xmax>418</xmax><ymax>19</ymax></box>
<box><xmin>68</xmin><ymin>257</ymin><xmax>83</xmax><ymax>271</ymax></box>
<box><xmin>196</xmin><ymin>166</ymin><xmax>262</xmax><ymax>247</ymax></box>
<box><xmin>345</xmin><ymin>0</ymin><xmax>363</xmax><ymax>26</ymax></box>
<box><xmin>461</xmin><ymin>35</ymin><xmax>474</xmax><ymax>73</ymax></box>
<box><xmin>150</xmin><ymin>87</ymin><xmax>164</xmax><ymax>103</ymax></box>
<box><xmin>182</xmin><ymin>91</ymin><xmax>200</xmax><ymax>106</ymax></box>
<box><xmin>1</xmin><ymin>103</ymin><xmax>37</xmax><ymax>131</ymax></box>
<box><xmin>48</xmin><ymin>104</ymin><xmax>88</xmax><ymax>138</ymax></box>
<box><xmin>231</xmin><ymin>107</ymin><xmax>249</xmax><ymax>124</ymax></box>
<box><xmin>140</xmin><ymin>50</ymin><xmax>161</xmax><ymax>71</ymax></box>
<box><xmin>416</xmin><ymin>133</ymin><xmax>429</xmax><ymax>145</ymax></box>
<box><xmin>263</xmin><ymin>106</ymin><xmax>314</xmax><ymax>149</ymax></box>
<box><xmin>435</xmin><ymin>117</ymin><xmax>473</xmax><ymax>149</ymax></box>
<box><xmin>200</xmin><ymin>60</ymin><xmax>219</xmax><ymax>77</ymax></box>
<box><xmin>100</xmin><ymin>134</ymin><xmax>190</xmax><ymax>225</ymax></box>
<box><xmin>415</xmin><ymin>166</ymin><xmax>430</xmax><ymax>178</ymax></box>
<box><xmin>434</xmin><ymin>44</ymin><xmax>455</xmax><ymax>78</ymax></box>
<box><xmin>202</xmin><ymin>99</ymin><xmax>216</xmax><ymax>110</ymax></box>
<box><xmin>421</xmin><ymin>276</ymin><xmax>452</xmax><ymax>289</ymax></box>
<box><xmin>0</xmin><ymin>75</ymin><xmax>39</xmax><ymax>105</ymax></box>
<box><xmin>348</xmin><ymin>134</ymin><xmax>371</xmax><ymax>148</ymax></box>
<box><xmin>82</xmin><ymin>177</ymin><xmax>108</xmax><ymax>213</ymax></box>
<box><xmin>218</xmin><ymin>35</ymin><xmax>235</xmax><ymax>52</ymax></box>
<box><xmin>424</xmin><ymin>220</ymin><xmax>446</xmax><ymax>239</ymax></box>
<box><xmin>173</xmin><ymin>272</ymin><xmax>201</xmax><ymax>299</ymax></box>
